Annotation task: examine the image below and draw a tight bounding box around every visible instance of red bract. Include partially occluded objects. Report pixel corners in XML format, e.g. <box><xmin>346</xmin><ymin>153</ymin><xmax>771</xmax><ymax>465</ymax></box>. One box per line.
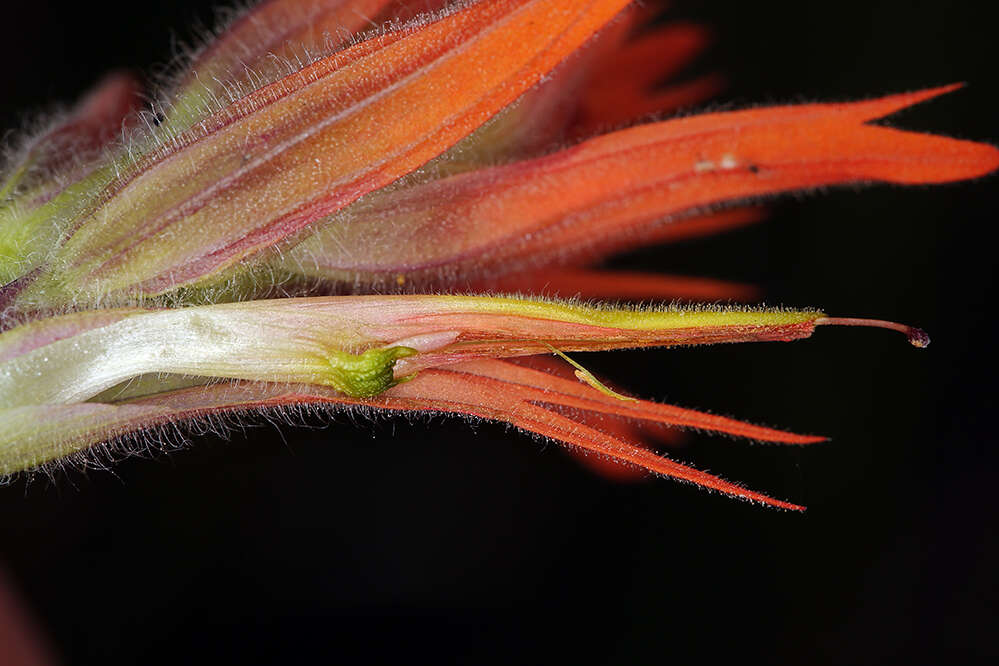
<box><xmin>0</xmin><ymin>0</ymin><xmax>996</xmax><ymax>509</ymax></box>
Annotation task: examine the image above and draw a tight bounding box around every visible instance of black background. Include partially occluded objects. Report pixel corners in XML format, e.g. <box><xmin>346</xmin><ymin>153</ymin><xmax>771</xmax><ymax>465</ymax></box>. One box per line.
<box><xmin>1</xmin><ymin>1</ymin><xmax>997</xmax><ymax>663</ymax></box>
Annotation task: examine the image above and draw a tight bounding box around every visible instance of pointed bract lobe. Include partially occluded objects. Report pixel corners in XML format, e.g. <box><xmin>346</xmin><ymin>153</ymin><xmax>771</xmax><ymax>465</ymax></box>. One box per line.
<box><xmin>282</xmin><ymin>86</ymin><xmax>999</xmax><ymax>286</ymax></box>
<box><xmin>0</xmin><ymin>357</ymin><xmax>814</xmax><ymax>510</ymax></box>
<box><xmin>378</xmin><ymin>360</ymin><xmax>810</xmax><ymax>509</ymax></box>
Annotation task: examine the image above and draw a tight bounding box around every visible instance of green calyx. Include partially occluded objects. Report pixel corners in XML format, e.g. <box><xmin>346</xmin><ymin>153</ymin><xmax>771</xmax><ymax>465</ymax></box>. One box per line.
<box><xmin>321</xmin><ymin>346</ymin><xmax>418</xmax><ymax>398</ymax></box>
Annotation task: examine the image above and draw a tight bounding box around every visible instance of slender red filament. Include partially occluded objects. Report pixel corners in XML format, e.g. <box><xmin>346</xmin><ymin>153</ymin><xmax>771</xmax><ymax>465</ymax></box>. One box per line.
<box><xmin>816</xmin><ymin>317</ymin><xmax>930</xmax><ymax>348</ymax></box>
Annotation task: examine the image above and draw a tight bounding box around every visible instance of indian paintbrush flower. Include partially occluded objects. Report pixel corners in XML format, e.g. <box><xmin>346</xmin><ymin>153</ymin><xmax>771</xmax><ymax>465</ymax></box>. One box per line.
<box><xmin>0</xmin><ymin>0</ymin><xmax>996</xmax><ymax>510</ymax></box>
